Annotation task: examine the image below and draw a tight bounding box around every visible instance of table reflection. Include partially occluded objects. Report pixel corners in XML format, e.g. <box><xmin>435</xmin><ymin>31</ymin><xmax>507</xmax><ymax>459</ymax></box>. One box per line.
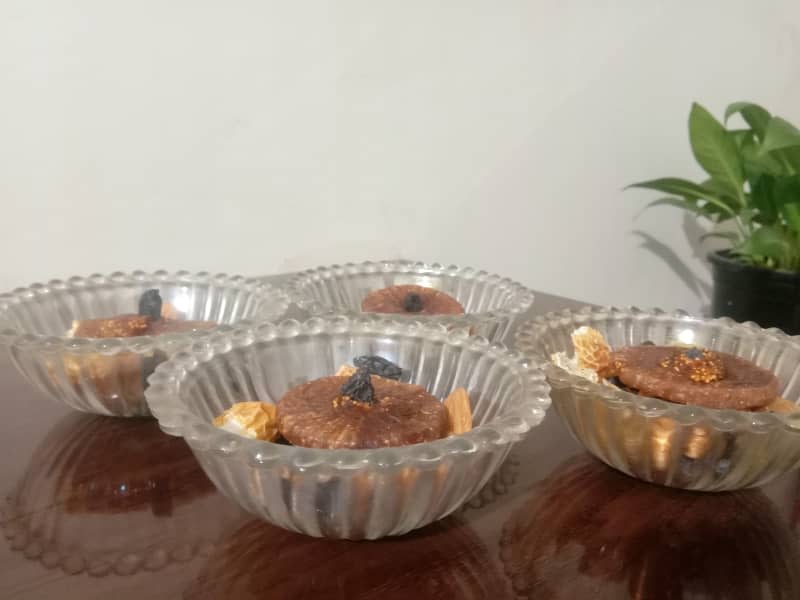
<box><xmin>501</xmin><ymin>455</ymin><xmax>800</xmax><ymax>600</ymax></box>
<box><xmin>0</xmin><ymin>414</ymin><xmax>244</xmax><ymax>577</ymax></box>
<box><xmin>186</xmin><ymin>517</ymin><xmax>506</xmax><ymax>599</ymax></box>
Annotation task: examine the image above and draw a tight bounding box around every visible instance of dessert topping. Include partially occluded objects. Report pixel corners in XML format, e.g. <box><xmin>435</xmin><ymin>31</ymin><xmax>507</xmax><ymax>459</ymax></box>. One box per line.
<box><xmin>444</xmin><ymin>387</ymin><xmax>473</xmax><ymax>435</ymax></box>
<box><xmin>340</xmin><ymin>367</ymin><xmax>375</xmax><ymax>405</ymax></box>
<box><xmin>138</xmin><ymin>289</ymin><xmax>163</xmax><ymax>321</ymax></box>
<box><xmin>353</xmin><ymin>355</ymin><xmax>403</xmax><ymax>380</ymax></box>
<box><xmin>403</xmin><ymin>292</ymin><xmax>424</xmax><ymax>313</ymax></box>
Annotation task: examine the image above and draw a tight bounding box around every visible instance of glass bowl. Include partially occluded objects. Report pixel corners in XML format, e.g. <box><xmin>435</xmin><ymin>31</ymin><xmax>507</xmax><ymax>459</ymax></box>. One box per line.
<box><xmin>286</xmin><ymin>260</ymin><xmax>534</xmax><ymax>342</ymax></box>
<box><xmin>0</xmin><ymin>271</ymin><xmax>291</xmax><ymax>417</ymax></box>
<box><xmin>145</xmin><ymin>316</ymin><xmax>550</xmax><ymax>539</ymax></box>
<box><xmin>514</xmin><ymin>306</ymin><xmax>800</xmax><ymax>491</ymax></box>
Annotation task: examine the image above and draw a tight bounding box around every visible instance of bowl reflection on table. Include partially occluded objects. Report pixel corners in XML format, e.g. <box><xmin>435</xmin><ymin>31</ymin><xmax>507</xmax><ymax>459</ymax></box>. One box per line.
<box><xmin>500</xmin><ymin>455</ymin><xmax>800</xmax><ymax>600</ymax></box>
<box><xmin>0</xmin><ymin>414</ymin><xmax>245</xmax><ymax>577</ymax></box>
<box><xmin>185</xmin><ymin>517</ymin><xmax>506</xmax><ymax>600</ymax></box>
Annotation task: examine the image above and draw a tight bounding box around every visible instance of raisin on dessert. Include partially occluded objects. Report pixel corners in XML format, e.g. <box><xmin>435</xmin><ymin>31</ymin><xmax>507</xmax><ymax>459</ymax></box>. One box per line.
<box><xmin>361</xmin><ymin>284</ymin><xmax>464</xmax><ymax>316</ymax></box>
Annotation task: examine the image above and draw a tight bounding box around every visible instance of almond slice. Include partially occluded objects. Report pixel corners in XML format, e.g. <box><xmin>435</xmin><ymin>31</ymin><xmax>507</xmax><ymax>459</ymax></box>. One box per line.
<box><xmin>761</xmin><ymin>397</ymin><xmax>797</xmax><ymax>415</ymax></box>
<box><xmin>335</xmin><ymin>364</ymin><xmax>357</xmax><ymax>377</ymax></box>
<box><xmin>213</xmin><ymin>401</ymin><xmax>279</xmax><ymax>441</ymax></box>
<box><xmin>444</xmin><ymin>387</ymin><xmax>473</xmax><ymax>435</ymax></box>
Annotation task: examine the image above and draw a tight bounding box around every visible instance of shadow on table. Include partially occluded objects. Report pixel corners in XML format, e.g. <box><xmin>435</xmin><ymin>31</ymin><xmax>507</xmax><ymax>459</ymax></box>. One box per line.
<box><xmin>500</xmin><ymin>454</ymin><xmax>800</xmax><ymax>600</ymax></box>
<box><xmin>0</xmin><ymin>413</ymin><xmax>245</xmax><ymax>577</ymax></box>
<box><xmin>185</xmin><ymin>515</ymin><xmax>506</xmax><ymax>600</ymax></box>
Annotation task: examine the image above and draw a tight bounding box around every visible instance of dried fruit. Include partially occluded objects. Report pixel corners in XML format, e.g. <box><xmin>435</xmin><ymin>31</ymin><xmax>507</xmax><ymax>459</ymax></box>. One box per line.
<box><xmin>571</xmin><ymin>326</ymin><xmax>612</xmax><ymax>373</ymax></box>
<box><xmin>444</xmin><ymin>387</ymin><xmax>473</xmax><ymax>435</ymax></box>
<box><xmin>138</xmin><ymin>289</ymin><xmax>163</xmax><ymax>321</ymax></box>
<box><xmin>353</xmin><ymin>355</ymin><xmax>403</xmax><ymax>380</ymax></box>
<box><xmin>340</xmin><ymin>367</ymin><xmax>374</xmax><ymax>404</ymax></box>
<box><xmin>403</xmin><ymin>292</ymin><xmax>424</xmax><ymax>313</ymax></box>
<box><xmin>213</xmin><ymin>402</ymin><xmax>279</xmax><ymax>441</ymax></box>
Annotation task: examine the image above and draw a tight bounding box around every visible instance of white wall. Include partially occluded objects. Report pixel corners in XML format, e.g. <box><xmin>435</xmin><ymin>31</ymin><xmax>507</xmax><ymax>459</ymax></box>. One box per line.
<box><xmin>2</xmin><ymin>1</ymin><xmax>799</xmax><ymax>314</ymax></box>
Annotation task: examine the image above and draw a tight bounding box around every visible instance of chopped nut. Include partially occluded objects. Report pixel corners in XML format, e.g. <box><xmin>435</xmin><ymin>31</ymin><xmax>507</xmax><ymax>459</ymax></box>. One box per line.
<box><xmin>335</xmin><ymin>364</ymin><xmax>357</xmax><ymax>377</ymax></box>
<box><xmin>761</xmin><ymin>397</ymin><xmax>797</xmax><ymax>415</ymax></box>
<box><xmin>71</xmin><ymin>315</ymin><xmax>151</xmax><ymax>338</ymax></box>
<box><xmin>571</xmin><ymin>326</ymin><xmax>611</xmax><ymax>374</ymax></box>
<box><xmin>444</xmin><ymin>387</ymin><xmax>473</xmax><ymax>435</ymax></box>
<box><xmin>213</xmin><ymin>402</ymin><xmax>279</xmax><ymax>441</ymax></box>
<box><xmin>160</xmin><ymin>301</ymin><xmax>182</xmax><ymax>320</ymax></box>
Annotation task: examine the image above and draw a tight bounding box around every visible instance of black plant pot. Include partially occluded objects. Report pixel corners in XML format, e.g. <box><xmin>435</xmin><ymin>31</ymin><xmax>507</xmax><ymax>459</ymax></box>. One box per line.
<box><xmin>709</xmin><ymin>250</ymin><xmax>800</xmax><ymax>334</ymax></box>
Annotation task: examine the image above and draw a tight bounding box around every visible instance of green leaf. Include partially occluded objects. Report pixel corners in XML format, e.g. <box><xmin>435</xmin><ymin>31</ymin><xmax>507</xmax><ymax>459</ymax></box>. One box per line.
<box><xmin>750</xmin><ymin>174</ymin><xmax>779</xmax><ymax>224</ymax></box>
<box><xmin>626</xmin><ymin>177</ymin><xmax>710</xmax><ymax>199</ymax></box>
<box><xmin>741</xmin><ymin>225</ymin><xmax>792</xmax><ymax>261</ymax></box>
<box><xmin>782</xmin><ymin>203</ymin><xmax>800</xmax><ymax>235</ymax></box>
<box><xmin>724</xmin><ymin>102</ymin><xmax>771</xmax><ymax>138</ymax></box>
<box><xmin>779</xmin><ymin>147</ymin><xmax>800</xmax><ymax>174</ymax></box>
<box><xmin>645</xmin><ymin>196</ymin><xmax>703</xmax><ymax>213</ymax></box>
<box><xmin>689</xmin><ymin>103</ymin><xmax>744</xmax><ymax>201</ymax></box>
<box><xmin>760</xmin><ymin>116</ymin><xmax>800</xmax><ymax>155</ymax></box>
<box><xmin>699</xmin><ymin>231</ymin><xmax>740</xmax><ymax>244</ymax></box>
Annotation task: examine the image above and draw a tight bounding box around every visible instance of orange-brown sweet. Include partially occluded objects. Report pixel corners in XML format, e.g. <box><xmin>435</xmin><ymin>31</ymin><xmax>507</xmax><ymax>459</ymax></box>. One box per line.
<box><xmin>277</xmin><ymin>375</ymin><xmax>449</xmax><ymax>449</ymax></box>
<box><xmin>361</xmin><ymin>284</ymin><xmax>464</xmax><ymax>316</ymax></box>
<box><xmin>606</xmin><ymin>345</ymin><xmax>779</xmax><ymax>410</ymax></box>
<box><xmin>71</xmin><ymin>315</ymin><xmax>215</xmax><ymax>338</ymax></box>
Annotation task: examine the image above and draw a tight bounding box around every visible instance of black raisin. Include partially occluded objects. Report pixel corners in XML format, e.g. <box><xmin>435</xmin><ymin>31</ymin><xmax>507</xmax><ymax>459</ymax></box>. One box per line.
<box><xmin>685</xmin><ymin>347</ymin><xmax>703</xmax><ymax>360</ymax></box>
<box><xmin>353</xmin><ymin>355</ymin><xmax>403</xmax><ymax>380</ymax></box>
<box><xmin>340</xmin><ymin>367</ymin><xmax>374</xmax><ymax>404</ymax></box>
<box><xmin>402</xmin><ymin>292</ymin><xmax>424</xmax><ymax>313</ymax></box>
<box><xmin>138</xmin><ymin>289</ymin><xmax>163</xmax><ymax>321</ymax></box>
<box><xmin>641</xmin><ymin>340</ymin><xmax>655</xmax><ymax>346</ymax></box>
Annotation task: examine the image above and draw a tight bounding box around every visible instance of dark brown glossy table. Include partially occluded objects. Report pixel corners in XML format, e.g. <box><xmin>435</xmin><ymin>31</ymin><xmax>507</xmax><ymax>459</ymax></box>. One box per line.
<box><xmin>2</xmin><ymin>290</ymin><xmax>800</xmax><ymax>600</ymax></box>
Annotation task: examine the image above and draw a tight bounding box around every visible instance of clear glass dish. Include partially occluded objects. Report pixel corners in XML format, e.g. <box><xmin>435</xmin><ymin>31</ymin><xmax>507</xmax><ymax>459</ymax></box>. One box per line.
<box><xmin>286</xmin><ymin>260</ymin><xmax>535</xmax><ymax>342</ymax></box>
<box><xmin>515</xmin><ymin>306</ymin><xmax>800</xmax><ymax>491</ymax></box>
<box><xmin>0</xmin><ymin>271</ymin><xmax>291</xmax><ymax>417</ymax></box>
<box><xmin>145</xmin><ymin>316</ymin><xmax>550</xmax><ymax>539</ymax></box>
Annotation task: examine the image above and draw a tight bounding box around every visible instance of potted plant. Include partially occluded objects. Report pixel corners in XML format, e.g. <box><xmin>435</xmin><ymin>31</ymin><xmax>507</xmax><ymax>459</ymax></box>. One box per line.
<box><xmin>629</xmin><ymin>101</ymin><xmax>800</xmax><ymax>333</ymax></box>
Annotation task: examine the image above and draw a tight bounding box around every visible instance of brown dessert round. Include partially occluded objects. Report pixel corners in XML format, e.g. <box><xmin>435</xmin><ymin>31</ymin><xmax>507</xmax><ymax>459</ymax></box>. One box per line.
<box><xmin>277</xmin><ymin>374</ymin><xmax>448</xmax><ymax>449</ymax></box>
<box><xmin>361</xmin><ymin>284</ymin><xmax>465</xmax><ymax>315</ymax></box>
<box><xmin>71</xmin><ymin>315</ymin><xmax>215</xmax><ymax>338</ymax></box>
<box><xmin>607</xmin><ymin>345</ymin><xmax>779</xmax><ymax>410</ymax></box>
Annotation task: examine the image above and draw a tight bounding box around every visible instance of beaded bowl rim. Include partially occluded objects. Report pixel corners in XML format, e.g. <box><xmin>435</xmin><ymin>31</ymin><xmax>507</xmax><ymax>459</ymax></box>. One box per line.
<box><xmin>286</xmin><ymin>259</ymin><xmax>535</xmax><ymax>324</ymax></box>
<box><xmin>144</xmin><ymin>315</ymin><xmax>551</xmax><ymax>472</ymax></box>
<box><xmin>514</xmin><ymin>305</ymin><xmax>800</xmax><ymax>434</ymax></box>
<box><xmin>0</xmin><ymin>270</ymin><xmax>293</xmax><ymax>354</ymax></box>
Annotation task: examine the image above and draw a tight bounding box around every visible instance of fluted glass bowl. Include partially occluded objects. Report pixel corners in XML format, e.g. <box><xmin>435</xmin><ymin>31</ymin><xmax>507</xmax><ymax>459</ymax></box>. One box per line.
<box><xmin>286</xmin><ymin>260</ymin><xmax>534</xmax><ymax>342</ymax></box>
<box><xmin>0</xmin><ymin>271</ymin><xmax>292</xmax><ymax>417</ymax></box>
<box><xmin>145</xmin><ymin>316</ymin><xmax>550</xmax><ymax>539</ymax></box>
<box><xmin>515</xmin><ymin>306</ymin><xmax>800</xmax><ymax>491</ymax></box>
